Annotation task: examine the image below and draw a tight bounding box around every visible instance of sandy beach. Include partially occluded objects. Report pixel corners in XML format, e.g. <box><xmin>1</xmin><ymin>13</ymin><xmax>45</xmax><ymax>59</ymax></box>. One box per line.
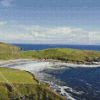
<box><xmin>0</xmin><ymin>59</ymin><xmax>38</xmax><ymax>66</ymax></box>
<box><xmin>0</xmin><ymin>58</ymin><xmax>100</xmax><ymax>67</ymax></box>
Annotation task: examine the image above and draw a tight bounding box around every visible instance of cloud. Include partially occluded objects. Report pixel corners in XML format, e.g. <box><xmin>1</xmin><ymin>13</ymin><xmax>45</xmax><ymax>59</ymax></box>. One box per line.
<box><xmin>0</xmin><ymin>22</ymin><xmax>7</xmax><ymax>25</ymax></box>
<box><xmin>89</xmin><ymin>31</ymin><xmax>100</xmax><ymax>35</ymax></box>
<box><xmin>1</xmin><ymin>0</ymin><xmax>14</xmax><ymax>7</ymax></box>
<box><xmin>19</xmin><ymin>25</ymin><xmax>84</xmax><ymax>35</ymax></box>
<box><xmin>89</xmin><ymin>31</ymin><xmax>100</xmax><ymax>41</ymax></box>
<box><xmin>19</xmin><ymin>25</ymin><xmax>89</xmax><ymax>44</ymax></box>
<box><xmin>19</xmin><ymin>25</ymin><xmax>100</xmax><ymax>44</ymax></box>
<box><xmin>45</xmin><ymin>27</ymin><xmax>72</xmax><ymax>35</ymax></box>
<box><xmin>2</xmin><ymin>24</ymin><xmax>100</xmax><ymax>44</ymax></box>
<box><xmin>19</xmin><ymin>25</ymin><xmax>47</xmax><ymax>33</ymax></box>
<box><xmin>10</xmin><ymin>20</ymin><xmax>16</xmax><ymax>23</ymax></box>
<box><xmin>0</xmin><ymin>32</ymin><xmax>35</xmax><ymax>40</ymax></box>
<box><xmin>31</xmin><ymin>31</ymin><xmax>45</xmax><ymax>37</ymax></box>
<box><xmin>20</xmin><ymin>25</ymin><xmax>41</xmax><ymax>31</ymax></box>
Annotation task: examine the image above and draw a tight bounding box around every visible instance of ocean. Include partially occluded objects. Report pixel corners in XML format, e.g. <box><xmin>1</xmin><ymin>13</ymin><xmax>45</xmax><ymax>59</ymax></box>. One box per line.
<box><xmin>11</xmin><ymin>44</ymin><xmax>100</xmax><ymax>51</ymax></box>
<box><xmin>9</xmin><ymin>44</ymin><xmax>100</xmax><ymax>100</ymax></box>
<box><xmin>43</xmin><ymin>66</ymin><xmax>100</xmax><ymax>100</ymax></box>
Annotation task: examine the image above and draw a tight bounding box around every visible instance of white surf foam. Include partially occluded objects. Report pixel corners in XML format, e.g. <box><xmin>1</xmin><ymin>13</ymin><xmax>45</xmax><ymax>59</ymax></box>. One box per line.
<box><xmin>2</xmin><ymin>61</ymin><xmax>54</xmax><ymax>72</ymax></box>
<box><xmin>53</xmin><ymin>62</ymin><xmax>100</xmax><ymax>68</ymax></box>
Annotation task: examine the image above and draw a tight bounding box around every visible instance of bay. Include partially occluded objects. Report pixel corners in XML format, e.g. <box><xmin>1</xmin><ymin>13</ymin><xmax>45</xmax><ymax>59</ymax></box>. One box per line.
<box><xmin>1</xmin><ymin>61</ymin><xmax>100</xmax><ymax>100</ymax></box>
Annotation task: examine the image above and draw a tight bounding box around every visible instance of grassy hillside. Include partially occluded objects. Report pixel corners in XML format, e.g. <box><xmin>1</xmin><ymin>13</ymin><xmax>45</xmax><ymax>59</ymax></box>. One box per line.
<box><xmin>0</xmin><ymin>42</ymin><xmax>22</xmax><ymax>60</ymax></box>
<box><xmin>0</xmin><ymin>68</ymin><xmax>66</xmax><ymax>100</ymax></box>
<box><xmin>0</xmin><ymin>42</ymin><xmax>100</xmax><ymax>63</ymax></box>
<box><xmin>0</xmin><ymin>42</ymin><xmax>20</xmax><ymax>53</ymax></box>
<box><xmin>23</xmin><ymin>48</ymin><xmax>100</xmax><ymax>63</ymax></box>
<box><xmin>0</xmin><ymin>68</ymin><xmax>37</xmax><ymax>83</ymax></box>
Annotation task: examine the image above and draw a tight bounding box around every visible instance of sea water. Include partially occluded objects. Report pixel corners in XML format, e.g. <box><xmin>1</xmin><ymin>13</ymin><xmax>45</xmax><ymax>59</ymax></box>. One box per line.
<box><xmin>1</xmin><ymin>61</ymin><xmax>100</xmax><ymax>100</ymax></box>
<box><xmin>11</xmin><ymin>44</ymin><xmax>100</xmax><ymax>51</ymax></box>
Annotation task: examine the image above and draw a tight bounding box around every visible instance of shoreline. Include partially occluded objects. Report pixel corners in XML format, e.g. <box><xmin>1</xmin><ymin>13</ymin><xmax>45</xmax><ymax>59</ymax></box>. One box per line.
<box><xmin>0</xmin><ymin>58</ymin><xmax>100</xmax><ymax>100</ymax></box>
<box><xmin>0</xmin><ymin>58</ymin><xmax>100</xmax><ymax>66</ymax></box>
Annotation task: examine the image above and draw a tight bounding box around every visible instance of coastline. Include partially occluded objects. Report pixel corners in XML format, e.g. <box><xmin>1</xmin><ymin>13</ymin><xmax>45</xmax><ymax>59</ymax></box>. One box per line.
<box><xmin>0</xmin><ymin>59</ymin><xmax>68</xmax><ymax>100</ymax></box>
<box><xmin>0</xmin><ymin>59</ymin><xmax>100</xmax><ymax>100</ymax></box>
<box><xmin>0</xmin><ymin>58</ymin><xmax>100</xmax><ymax>66</ymax></box>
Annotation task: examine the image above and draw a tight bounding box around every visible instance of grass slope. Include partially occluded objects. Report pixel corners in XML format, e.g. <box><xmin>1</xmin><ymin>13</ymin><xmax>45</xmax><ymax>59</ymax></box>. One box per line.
<box><xmin>0</xmin><ymin>42</ymin><xmax>20</xmax><ymax>53</ymax></box>
<box><xmin>0</xmin><ymin>68</ymin><xmax>37</xmax><ymax>83</ymax></box>
<box><xmin>0</xmin><ymin>68</ymin><xmax>66</xmax><ymax>100</ymax></box>
<box><xmin>0</xmin><ymin>42</ymin><xmax>21</xmax><ymax>60</ymax></box>
<box><xmin>31</xmin><ymin>48</ymin><xmax>100</xmax><ymax>63</ymax></box>
<box><xmin>0</xmin><ymin>42</ymin><xmax>100</xmax><ymax>63</ymax></box>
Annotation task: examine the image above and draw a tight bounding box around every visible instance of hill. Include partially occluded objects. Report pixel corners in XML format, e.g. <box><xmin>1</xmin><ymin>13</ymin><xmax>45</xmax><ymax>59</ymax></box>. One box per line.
<box><xmin>20</xmin><ymin>48</ymin><xmax>100</xmax><ymax>64</ymax></box>
<box><xmin>0</xmin><ymin>42</ymin><xmax>20</xmax><ymax>53</ymax></box>
<box><xmin>0</xmin><ymin>42</ymin><xmax>23</xmax><ymax>60</ymax></box>
<box><xmin>1</xmin><ymin>42</ymin><xmax>100</xmax><ymax>63</ymax></box>
<box><xmin>0</xmin><ymin>67</ymin><xmax>66</xmax><ymax>100</ymax></box>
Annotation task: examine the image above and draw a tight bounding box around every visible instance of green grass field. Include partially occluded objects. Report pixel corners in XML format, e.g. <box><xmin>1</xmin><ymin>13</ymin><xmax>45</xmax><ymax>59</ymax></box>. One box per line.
<box><xmin>0</xmin><ymin>68</ymin><xmax>37</xmax><ymax>83</ymax></box>
<box><xmin>28</xmin><ymin>48</ymin><xmax>100</xmax><ymax>63</ymax></box>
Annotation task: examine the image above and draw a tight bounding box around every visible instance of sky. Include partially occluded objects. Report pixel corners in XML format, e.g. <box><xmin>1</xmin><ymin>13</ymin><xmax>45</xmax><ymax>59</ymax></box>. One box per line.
<box><xmin>0</xmin><ymin>0</ymin><xmax>100</xmax><ymax>45</ymax></box>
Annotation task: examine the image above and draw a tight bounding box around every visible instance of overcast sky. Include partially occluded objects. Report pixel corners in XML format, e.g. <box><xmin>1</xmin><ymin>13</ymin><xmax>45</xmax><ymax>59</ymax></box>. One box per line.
<box><xmin>0</xmin><ymin>0</ymin><xmax>100</xmax><ymax>45</ymax></box>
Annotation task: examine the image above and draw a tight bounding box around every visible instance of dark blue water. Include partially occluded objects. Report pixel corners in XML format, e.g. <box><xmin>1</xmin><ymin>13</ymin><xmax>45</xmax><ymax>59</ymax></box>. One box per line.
<box><xmin>43</xmin><ymin>67</ymin><xmax>100</xmax><ymax>100</ymax></box>
<box><xmin>11</xmin><ymin>44</ymin><xmax>100</xmax><ymax>51</ymax></box>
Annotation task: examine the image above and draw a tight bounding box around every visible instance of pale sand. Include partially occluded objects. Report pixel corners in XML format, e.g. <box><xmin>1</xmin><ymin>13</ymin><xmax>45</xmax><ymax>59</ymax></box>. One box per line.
<box><xmin>0</xmin><ymin>59</ymin><xmax>36</xmax><ymax>66</ymax></box>
<box><xmin>0</xmin><ymin>58</ymin><xmax>100</xmax><ymax>67</ymax></box>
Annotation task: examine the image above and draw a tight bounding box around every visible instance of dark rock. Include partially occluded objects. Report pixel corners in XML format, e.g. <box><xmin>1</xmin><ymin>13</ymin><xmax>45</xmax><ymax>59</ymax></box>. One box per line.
<box><xmin>84</xmin><ymin>62</ymin><xmax>92</xmax><ymax>65</ymax></box>
<box><xmin>20</xmin><ymin>47</ymin><xmax>23</xmax><ymax>51</ymax></box>
<box><xmin>93</xmin><ymin>59</ymin><xmax>98</xmax><ymax>62</ymax></box>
